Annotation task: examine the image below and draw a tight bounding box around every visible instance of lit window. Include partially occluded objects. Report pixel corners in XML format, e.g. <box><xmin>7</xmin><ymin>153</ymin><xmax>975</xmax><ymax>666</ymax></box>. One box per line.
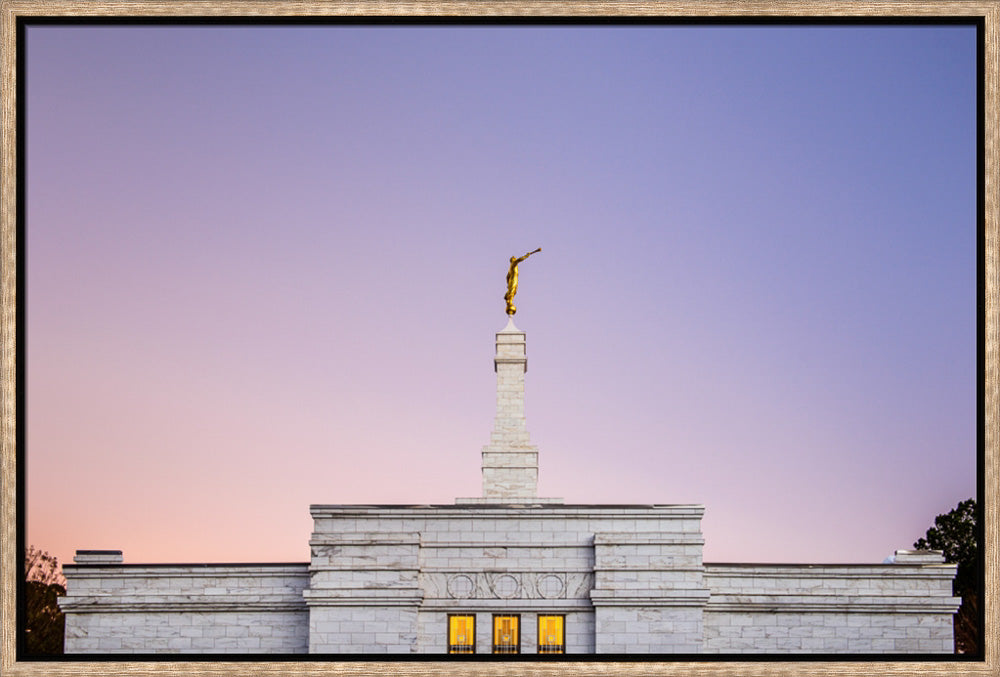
<box><xmin>492</xmin><ymin>614</ymin><xmax>520</xmax><ymax>654</ymax></box>
<box><xmin>448</xmin><ymin>615</ymin><xmax>475</xmax><ymax>654</ymax></box>
<box><xmin>538</xmin><ymin>615</ymin><xmax>565</xmax><ymax>654</ymax></box>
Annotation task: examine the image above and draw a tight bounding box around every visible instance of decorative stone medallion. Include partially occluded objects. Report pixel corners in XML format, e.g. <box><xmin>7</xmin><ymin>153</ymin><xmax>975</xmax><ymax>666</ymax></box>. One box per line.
<box><xmin>491</xmin><ymin>574</ymin><xmax>520</xmax><ymax>599</ymax></box>
<box><xmin>446</xmin><ymin>574</ymin><xmax>475</xmax><ymax>599</ymax></box>
<box><xmin>536</xmin><ymin>573</ymin><xmax>566</xmax><ymax>599</ymax></box>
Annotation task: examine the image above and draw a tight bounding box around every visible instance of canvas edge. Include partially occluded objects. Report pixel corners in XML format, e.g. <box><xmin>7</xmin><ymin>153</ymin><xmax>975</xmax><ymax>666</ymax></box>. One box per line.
<box><xmin>0</xmin><ymin>1</ymin><xmax>996</xmax><ymax>676</ymax></box>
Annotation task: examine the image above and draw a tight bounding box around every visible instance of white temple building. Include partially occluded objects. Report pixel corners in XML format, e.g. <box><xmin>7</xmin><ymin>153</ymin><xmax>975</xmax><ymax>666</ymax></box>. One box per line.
<box><xmin>59</xmin><ymin>318</ymin><xmax>961</xmax><ymax>655</ymax></box>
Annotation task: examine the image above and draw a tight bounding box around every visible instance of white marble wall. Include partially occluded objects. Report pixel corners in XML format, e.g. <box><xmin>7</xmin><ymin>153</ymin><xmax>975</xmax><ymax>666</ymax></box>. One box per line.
<box><xmin>60</xmin><ymin>524</ymin><xmax>960</xmax><ymax>655</ymax></box>
<box><xmin>63</xmin><ymin>610</ymin><xmax>308</xmax><ymax>653</ymax></box>
<box><xmin>306</xmin><ymin>504</ymin><xmax>708</xmax><ymax>653</ymax></box>
<box><xmin>304</xmin><ymin>531</ymin><xmax>422</xmax><ymax>654</ymax></box>
<box><xmin>702</xmin><ymin>558</ymin><xmax>961</xmax><ymax>653</ymax></box>
<box><xmin>308</xmin><ymin>607</ymin><xmax>419</xmax><ymax>654</ymax></box>
<box><xmin>592</xmin><ymin>532</ymin><xmax>710</xmax><ymax>653</ymax></box>
<box><xmin>59</xmin><ymin>555</ymin><xmax>309</xmax><ymax>654</ymax></box>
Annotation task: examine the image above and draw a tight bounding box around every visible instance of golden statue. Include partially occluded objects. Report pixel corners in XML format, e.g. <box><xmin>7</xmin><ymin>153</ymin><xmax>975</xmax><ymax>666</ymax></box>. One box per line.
<box><xmin>504</xmin><ymin>248</ymin><xmax>541</xmax><ymax>315</ymax></box>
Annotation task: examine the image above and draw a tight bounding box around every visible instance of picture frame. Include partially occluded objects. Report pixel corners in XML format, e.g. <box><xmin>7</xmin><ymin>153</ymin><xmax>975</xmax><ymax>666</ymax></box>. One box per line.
<box><xmin>2</xmin><ymin>1</ymin><xmax>996</xmax><ymax>675</ymax></box>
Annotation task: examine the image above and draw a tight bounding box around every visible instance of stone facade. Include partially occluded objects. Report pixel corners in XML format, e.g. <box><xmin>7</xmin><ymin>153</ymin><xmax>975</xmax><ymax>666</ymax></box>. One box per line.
<box><xmin>702</xmin><ymin>555</ymin><xmax>960</xmax><ymax>653</ymax></box>
<box><xmin>59</xmin><ymin>322</ymin><xmax>962</xmax><ymax>654</ymax></box>
<box><xmin>59</xmin><ymin>552</ymin><xmax>309</xmax><ymax>653</ymax></box>
<box><xmin>59</xmin><ymin>541</ymin><xmax>960</xmax><ymax>655</ymax></box>
<box><xmin>304</xmin><ymin>504</ymin><xmax>707</xmax><ymax>653</ymax></box>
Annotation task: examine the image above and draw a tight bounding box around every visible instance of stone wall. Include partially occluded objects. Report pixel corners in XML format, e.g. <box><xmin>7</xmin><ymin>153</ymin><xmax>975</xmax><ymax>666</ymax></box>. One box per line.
<box><xmin>306</xmin><ymin>504</ymin><xmax>708</xmax><ymax>653</ymax></box>
<box><xmin>304</xmin><ymin>532</ymin><xmax>422</xmax><ymax>653</ymax></box>
<box><xmin>59</xmin><ymin>552</ymin><xmax>309</xmax><ymax>654</ymax></box>
<box><xmin>592</xmin><ymin>532</ymin><xmax>709</xmax><ymax>653</ymax></box>
<box><xmin>703</xmin><ymin>553</ymin><xmax>961</xmax><ymax>653</ymax></box>
<box><xmin>59</xmin><ymin>526</ymin><xmax>960</xmax><ymax>655</ymax></box>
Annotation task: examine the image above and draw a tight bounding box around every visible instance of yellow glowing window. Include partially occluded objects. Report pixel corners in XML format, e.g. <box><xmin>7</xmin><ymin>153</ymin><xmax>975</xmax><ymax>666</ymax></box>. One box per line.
<box><xmin>448</xmin><ymin>615</ymin><xmax>475</xmax><ymax>654</ymax></box>
<box><xmin>492</xmin><ymin>614</ymin><xmax>520</xmax><ymax>654</ymax></box>
<box><xmin>538</xmin><ymin>615</ymin><xmax>565</xmax><ymax>654</ymax></box>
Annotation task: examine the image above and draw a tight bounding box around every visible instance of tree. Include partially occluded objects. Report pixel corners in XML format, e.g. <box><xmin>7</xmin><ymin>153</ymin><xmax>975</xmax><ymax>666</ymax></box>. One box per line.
<box><xmin>914</xmin><ymin>498</ymin><xmax>979</xmax><ymax>654</ymax></box>
<box><xmin>23</xmin><ymin>546</ymin><xmax>66</xmax><ymax>656</ymax></box>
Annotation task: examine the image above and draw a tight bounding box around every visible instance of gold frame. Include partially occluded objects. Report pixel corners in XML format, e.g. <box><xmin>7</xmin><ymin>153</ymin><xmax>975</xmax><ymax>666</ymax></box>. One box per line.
<box><xmin>1</xmin><ymin>2</ymin><xmax>996</xmax><ymax>676</ymax></box>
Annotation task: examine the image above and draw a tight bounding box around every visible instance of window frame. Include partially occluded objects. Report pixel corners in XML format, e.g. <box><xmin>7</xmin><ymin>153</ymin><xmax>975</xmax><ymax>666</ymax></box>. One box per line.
<box><xmin>537</xmin><ymin>614</ymin><xmax>566</xmax><ymax>654</ymax></box>
<box><xmin>491</xmin><ymin>613</ymin><xmax>521</xmax><ymax>655</ymax></box>
<box><xmin>447</xmin><ymin>613</ymin><xmax>476</xmax><ymax>654</ymax></box>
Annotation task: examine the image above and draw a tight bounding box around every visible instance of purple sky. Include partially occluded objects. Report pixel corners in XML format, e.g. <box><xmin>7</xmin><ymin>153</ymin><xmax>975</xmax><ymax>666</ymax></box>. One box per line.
<box><xmin>25</xmin><ymin>25</ymin><xmax>977</xmax><ymax>566</ymax></box>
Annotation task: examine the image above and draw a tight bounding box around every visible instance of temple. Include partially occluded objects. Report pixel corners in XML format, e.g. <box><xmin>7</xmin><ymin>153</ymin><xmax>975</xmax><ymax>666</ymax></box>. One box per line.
<box><xmin>59</xmin><ymin>319</ymin><xmax>961</xmax><ymax>654</ymax></box>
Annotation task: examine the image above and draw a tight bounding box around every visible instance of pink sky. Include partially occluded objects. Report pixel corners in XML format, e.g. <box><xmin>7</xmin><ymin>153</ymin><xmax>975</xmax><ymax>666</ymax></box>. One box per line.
<box><xmin>24</xmin><ymin>24</ymin><xmax>977</xmax><ymax>567</ymax></box>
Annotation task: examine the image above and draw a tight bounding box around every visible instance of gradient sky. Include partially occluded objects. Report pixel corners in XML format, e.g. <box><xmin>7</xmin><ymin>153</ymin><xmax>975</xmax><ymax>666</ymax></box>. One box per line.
<box><xmin>25</xmin><ymin>24</ymin><xmax>977</xmax><ymax>567</ymax></box>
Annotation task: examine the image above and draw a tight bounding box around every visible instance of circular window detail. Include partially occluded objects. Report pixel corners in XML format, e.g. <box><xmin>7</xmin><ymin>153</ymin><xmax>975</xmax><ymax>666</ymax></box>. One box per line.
<box><xmin>537</xmin><ymin>574</ymin><xmax>566</xmax><ymax>599</ymax></box>
<box><xmin>493</xmin><ymin>574</ymin><xmax>520</xmax><ymax>599</ymax></box>
<box><xmin>447</xmin><ymin>574</ymin><xmax>476</xmax><ymax>599</ymax></box>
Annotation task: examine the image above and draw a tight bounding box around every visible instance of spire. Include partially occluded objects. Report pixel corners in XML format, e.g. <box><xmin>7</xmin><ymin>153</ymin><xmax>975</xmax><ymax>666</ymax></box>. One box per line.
<box><xmin>482</xmin><ymin>317</ymin><xmax>537</xmax><ymax>499</ymax></box>
<box><xmin>456</xmin><ymin>318</ymin><xmax>562</xmax><ymax>505</ymax></box>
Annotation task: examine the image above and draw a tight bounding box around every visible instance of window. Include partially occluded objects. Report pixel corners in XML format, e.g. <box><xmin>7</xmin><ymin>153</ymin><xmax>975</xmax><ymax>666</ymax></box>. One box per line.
<box><xmin>537</xmin><ymin>615</ymin><xmax>565</xmax><ymax>654</ymax></box>
<box><xmin>448</xmin><ymin>615</ymin><xmax>475</xmax><ymax>654</ymax></box>
<box><xmin>492</xmin><ymin>614</ymin><xmax>520</xmax><ymax>654</ymax></box>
